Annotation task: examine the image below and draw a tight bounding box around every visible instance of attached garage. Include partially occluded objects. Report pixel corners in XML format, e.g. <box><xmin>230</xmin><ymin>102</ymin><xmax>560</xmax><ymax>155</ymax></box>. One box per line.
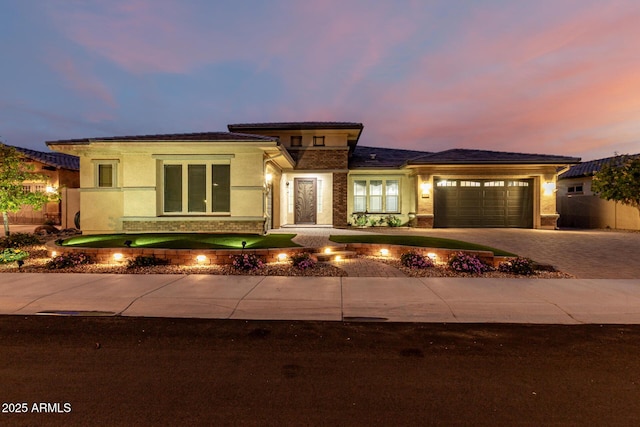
<box><xmin>434</xmin><ymin>178</ymin><xmax>533</xmax><ymax>228</ymax></box>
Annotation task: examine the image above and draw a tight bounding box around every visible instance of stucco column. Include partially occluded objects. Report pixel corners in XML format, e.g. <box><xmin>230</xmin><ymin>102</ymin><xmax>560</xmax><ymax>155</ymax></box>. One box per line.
<box><xmin>415</xmin><ymin>174</ymin><xmax>434</xmax><ymax>228</ymax></box>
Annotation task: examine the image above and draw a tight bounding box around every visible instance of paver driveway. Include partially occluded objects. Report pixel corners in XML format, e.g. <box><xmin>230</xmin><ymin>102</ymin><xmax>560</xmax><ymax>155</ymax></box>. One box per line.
<box><xmin>384</xmin><ymin>228</ymin><xmax>640</xmax><ymax>279</ymax></box>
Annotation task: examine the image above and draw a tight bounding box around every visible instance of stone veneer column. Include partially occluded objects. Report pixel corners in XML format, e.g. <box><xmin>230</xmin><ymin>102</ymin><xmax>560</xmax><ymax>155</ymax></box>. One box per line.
<box><xmin>332</xmin><ymin>172</ymin><xmax>348</xmax><ymax>227</ymax></box>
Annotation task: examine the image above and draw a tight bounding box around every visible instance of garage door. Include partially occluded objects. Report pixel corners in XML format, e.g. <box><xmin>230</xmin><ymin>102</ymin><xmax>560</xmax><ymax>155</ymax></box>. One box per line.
<box><xmin>434</xmin><ymin>179</ymin><xmax>533</xmax><ymax>228</ymax></box>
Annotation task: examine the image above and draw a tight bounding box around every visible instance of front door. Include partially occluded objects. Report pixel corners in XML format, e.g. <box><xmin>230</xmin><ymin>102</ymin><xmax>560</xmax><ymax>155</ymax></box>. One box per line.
<box><xmin>294</xmin><ymin>178</ymin><xmax>317</xmax><ymax>224</ymax></box>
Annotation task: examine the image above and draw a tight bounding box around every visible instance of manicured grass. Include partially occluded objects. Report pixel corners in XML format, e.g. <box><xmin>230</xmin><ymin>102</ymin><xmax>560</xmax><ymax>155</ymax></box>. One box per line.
<box><xmin>329</xmin><ymin>235</ymin><xmax>516</xmax><ymax>256</ymax></box>
<box><xmin>60</xmin><ymin>233</ymin><xmax>300</xmax><ymax>250</ymax></box>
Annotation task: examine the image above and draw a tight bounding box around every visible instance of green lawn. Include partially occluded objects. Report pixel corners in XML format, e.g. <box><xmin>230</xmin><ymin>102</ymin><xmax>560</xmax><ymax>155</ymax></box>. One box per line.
<box><xmin>329</xmin><ymin>235</ymin><xmax>516</xmax><ymax>256</ymax></box>
<box><xmin>60</xmin><ymin>233</ymin><xmax>300</xmax><ymax>250</ymax></box>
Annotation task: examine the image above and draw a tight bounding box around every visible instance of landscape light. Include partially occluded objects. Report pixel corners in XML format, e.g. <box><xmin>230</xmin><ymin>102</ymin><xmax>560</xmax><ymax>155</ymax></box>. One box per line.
<box><xmin>51</xmin><ymin>251</ymin><xmax>57</xmax><ymax>257</ymax></box>
<box><xmin>380</xmin><ymin>248</ymin><xmax>389</xmax><ymax>256</ymax></box>
<box><xmin>113</xmin><ymin>253</ymin><xmax>124</xmax><ymax>262</ymax></box>
<box><xmin>427</xmin><ymin>253</ymin><xmax>437</xmax><ymax>262</ymax></box>
<box><xmin>277</xmin><ymin>253</ymin><xmax>287</xmax><ymax>261</ymax></box>
<box><xmin>335</xmin><ymin>255</ymin><xmax>342</xmax><ymax>261</ymax></box>
<box><xmin>196</xmin><ymin>255</ymin><xmax>207</xmax><ymax>263</ymax></box>
<box><xmin>324</xmin><ymin>247</ymin><xmax>332</xmax><ymax>254</ymax></box>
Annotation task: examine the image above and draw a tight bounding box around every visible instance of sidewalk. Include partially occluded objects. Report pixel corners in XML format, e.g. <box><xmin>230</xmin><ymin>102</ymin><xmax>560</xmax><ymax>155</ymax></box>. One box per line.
<box><xmin>2</xmin><ymin>273</ymin><xmax>640</xmax><ymax>324</ymax></box>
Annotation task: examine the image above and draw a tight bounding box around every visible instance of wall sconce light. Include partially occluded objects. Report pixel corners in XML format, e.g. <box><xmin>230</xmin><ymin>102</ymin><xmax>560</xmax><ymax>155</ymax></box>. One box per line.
<box><xmin>265</xmin><ymin>173</ymin><xmax>273</xmax><ymax>184</ymax></box>
<box><xmin>543</xmin><ymin>181</ymin><xmax>556</xmax><ymax>196</ymax></box>
<box><xmin>420</xmin><ymin>182</ymin><xmax>432</xmax><ymax>198</ymax></box>
<box><xmin>46</xmin><ymin>185</ymin><xmax>57</xmax><ymax>194</ymax></box>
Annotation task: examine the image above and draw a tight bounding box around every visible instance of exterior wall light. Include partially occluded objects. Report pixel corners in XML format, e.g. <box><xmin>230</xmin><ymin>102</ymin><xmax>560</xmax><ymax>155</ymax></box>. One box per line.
<box><xmin>46</xmin><ymin>185</ymin><xmax>57</xmax><ymax>194</ymax></box>
<box><xmin>420</xmin><ymin>182</ymin><xmax>432</xmax><ymax>198</ymax></box>
<box><xmin>543</xmin><ymin>181</ymin><xmax>556</xmax><ymax>196</ymax></box>
<box><xmin>196</xmin><ymin>255</ymin><xmax>207</xmax><ymax>263</ymax></box>
<box><xmin>265</xmin><ymin>173</ymin><xmax>273</xmax><ymax>184</ymax></box>
<box><xmin>277</xmin><ymin>253</ymin><xmax>287</xmax><ymax>261</ymax></box>
<box><xmin>380</xmin><ymin>248</ymin><xmax>389</xmax><ymax>256</ymax></box>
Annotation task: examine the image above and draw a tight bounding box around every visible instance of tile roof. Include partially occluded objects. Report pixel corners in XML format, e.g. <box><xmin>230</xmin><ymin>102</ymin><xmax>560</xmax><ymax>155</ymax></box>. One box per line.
<box><xmin>559</xmin><ymin>154</ymin><xmax>640</xmax><ymax>179</ymax></box>
<box><xmin>46</xmin><ymin>132</ymin><xmax>277</xmax><ymax>145</ymax></box>
<box><xmin>228</xmin><ymin>122</ymin><xmax>364</xmax><ymax>131</ymax></box>
<box><xmin>11</xmin><ymin>145</ymin><xmax>79</xmax><ymax>170</ymax></box>
<box><xmin>407</xmin><ymin>148</ymin><xmax>581</xmax><ymax>165</ymax></box>
<box><xmin>349</xmin><ymin>146</ymin><xmax>430</xmax><ymax>168</ymax></box>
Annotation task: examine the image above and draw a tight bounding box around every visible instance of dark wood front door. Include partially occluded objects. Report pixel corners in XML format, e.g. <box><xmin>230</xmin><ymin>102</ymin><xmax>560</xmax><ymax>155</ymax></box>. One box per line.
<box><xmin>294</xmin><ymin>178</ymin><xmax>317</xmax><ymax>224</ymax></box>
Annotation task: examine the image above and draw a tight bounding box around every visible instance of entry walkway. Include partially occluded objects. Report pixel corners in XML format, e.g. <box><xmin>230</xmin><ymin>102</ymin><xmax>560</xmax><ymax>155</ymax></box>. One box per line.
<box><xmin>2</xmin><ymin>273</ymin><xmax>640</xmax><ymax>324</ymax></box>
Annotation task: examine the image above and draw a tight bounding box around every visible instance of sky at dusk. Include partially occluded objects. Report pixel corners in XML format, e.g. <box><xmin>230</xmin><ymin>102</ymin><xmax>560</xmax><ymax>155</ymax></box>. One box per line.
<box><xmin>2</xmin><ymin>0</ymin><xmax>640</xmax><ymax>161</ymax></box>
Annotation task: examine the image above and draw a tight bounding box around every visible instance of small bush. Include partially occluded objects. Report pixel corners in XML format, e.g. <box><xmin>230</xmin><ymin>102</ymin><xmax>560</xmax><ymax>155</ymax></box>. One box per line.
<box><xmin>351</xmin><ymin>213</ymin><xmax>369</xmax><ymax>227</ymax></box>
<box><xmin>400</xmin><ymin>251</ymin><xmax>434</xmax><ymax>269</ymax></box>
<box><xmin>230</xmin><ymin>253</ymin><xmax>264</xmax><ymax>271</ymax></box>
<box><xmin>498</xmin><ymin>257</ymin><xmax>535</xmax><ymax>275</ymax></box>
<box><xmin>368</xmin><ymin>216</ymin><xmax>385</xmax><ymax>227</ymax></box>
<box><xmin>0</xmin><ymin>248</ymin><xmax>29</xmax><ymax>263</ymax></box>
<box><xmin>0</xmin><ymin>233</ymin><xmax>41</xmax><ymax>249</ymax></box>
<box><xmin>290</xmin><ymin>252</ymin><xmax>316</xmax><ymax>270</ymax></box>
<box><xmin>385</xmin><ymin>215</ymin><xmax>403</xmax><ymax>227</ymax></box>
<box><xmin>46</xmin><ymin>252</ymin><xmax>94</xmax><ymax>269</ymax></box>
<box><xmin>448</xmin><ymin>252</ymin><xmax>491</xmax><ymax>275</ymax></box>
<box><xmin>127</xmin><ymin>255</ymin><xmax>170</xmax><ymax>269</ymax></box>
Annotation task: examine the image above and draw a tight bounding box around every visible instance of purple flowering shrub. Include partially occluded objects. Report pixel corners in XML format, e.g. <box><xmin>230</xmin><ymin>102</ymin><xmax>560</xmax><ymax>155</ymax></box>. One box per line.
<box><xmin>230</xmin><ymin>253</ymin><xmax>264</xmax><ymax>271</ymax></box>
<box><xmin>498</xmin><ymin>257</ymin><xmax>535</xmax><ymax>275</ymax></box>
<box><xmin>448</xmin><ymin>252</ymin><xmax>491</xmax><ymax>275</ymax></box>
<box><xmin>290</xmin><ymin>252</ymin><xmax>317</xmax><ymax>270</ymax></box>
<box><xmin>46</xmin><ymin>252</ymin><xmax>94</xmax><ymax>269</ymax></box>
<box><xmin>400</xmin><ymin>251</ymin><xmax>434</xmax><ymax>269</ymax></box>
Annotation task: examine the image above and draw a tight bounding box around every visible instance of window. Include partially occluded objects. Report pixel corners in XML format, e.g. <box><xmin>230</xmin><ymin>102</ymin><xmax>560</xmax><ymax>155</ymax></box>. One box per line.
<box><xmin>34</xmin><ymin>184</ymin><xmax>45</xmax><ymax>193</ymax></box>
<box><xmin>313</xmin><ymin>136</ymin><xmax>325</xmax><ymax>146</ymax></box>
<box><xmin>22</xmin><ymin>185</ymin><xmax>31</xmax><ymax>193</ymax></box>
<box><xmin>163</xmin><ymin>162</ymin><xmax>230</xmax><ymax>214</ymax></box>
<box><xmin>352</xmin><ymin>179</ymin><xmax>400</xmax><ymax>213</ymax></box>
<box><xmin>94</xmin><ymin>161</ymin><xmax>118</xmax><ymax>188</ymax></box>
<box><xmin>436</xmin><ymin>180</ymin><xmax>457</xmax><ymax>187</ymax></box>
<box><xmin>291</xmin><ymin>136</ymin><xmax>302</xmax><ymax>147</ymax></box>
<box><xmin>484</xmin><ymin>181</ymin><xmax>505</xmax><ymax>187</ymax></box>
<box><xmin>568</xmin><ymin>184</ymin><xmax>583</xmax><ymax>194</ymax></box>
<box><xmin>460</xmin><ymin>181</ymin><xmax>481</xmax><ymax>187</ymax></box>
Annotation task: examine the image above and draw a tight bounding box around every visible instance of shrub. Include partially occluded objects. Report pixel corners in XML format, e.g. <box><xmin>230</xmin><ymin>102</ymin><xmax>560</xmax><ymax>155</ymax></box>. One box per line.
<box><xmin>400</xmin><ymin>251</ymin><xmax>434</xmax><ymax>269</ymax></box>
<box><xmin>290</xmin><ymin>252</ymin><xmax>316</xmax><ymax>270</ymax></box>
<box><xmin>46</xmin><ymin>252</ymin><xmax>94</xmax><ymax>269</ymax></box>
<box><xmin>368</xmin><ymin>216</ymin><xmax>385</xmax><ymax>227</ymax></box>
<box><xmin>0</xmin><ymin>248</ymin><xmax>29</xmax><ymax>263</ymax></box>
<box><xmin>230</xmin><ymin>253</ymin><xmax>264</xmax><ymax>271</ymax></box>
<box><xmin>127</xmin><ymin>255</ymin><xmax>170</xmax><ymax>269</ymax></box>
<box><xmin>498</xmin><ymin>257</ymin><xmax>535</xmax><ymax>275</ymax></box>
<box><xmin>448</xmin><ymin>252</ymin><xmax>491</xmax><ymax>275</ymax></box>
<box><xmin>351</xmin><ymin>213</ymin><xmax>369</xmax><ymax>227</ymax></box>
<box><xmin>385</xmin><ymin>215</ymin><xmax>403</xmax><ymax>227</ymax></box>
<box><xmin>0</xmin><ymin>233</ymin><xmax>41</xmax><ymax>249</ymax></box>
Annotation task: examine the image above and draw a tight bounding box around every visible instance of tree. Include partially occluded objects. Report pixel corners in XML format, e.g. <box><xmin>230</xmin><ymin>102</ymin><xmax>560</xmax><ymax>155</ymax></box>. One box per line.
<box><xmin>0</xmin><ymin>143</ymin><xmax>55</xmax><ymax>236</ymax></box>
<box><xmin>591</xmin><ymin>154</ymin><xmax>640</xmax><ymax>215</ymax></box>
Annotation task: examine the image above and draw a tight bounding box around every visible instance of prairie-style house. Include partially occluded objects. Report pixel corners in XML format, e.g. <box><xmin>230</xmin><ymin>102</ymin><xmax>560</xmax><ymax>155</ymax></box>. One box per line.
<box><xmin>46</xmin><ymin>122</ymin><xmax>579</xmax><ymax>234</ymax></box>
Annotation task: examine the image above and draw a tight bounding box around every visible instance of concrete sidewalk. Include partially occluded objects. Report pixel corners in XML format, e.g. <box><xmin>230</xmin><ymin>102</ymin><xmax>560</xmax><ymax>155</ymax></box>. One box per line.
<box><xmin>2</xmin><ymin>273</ymin><xmax>640</xmax><ymax>324</ymax></box>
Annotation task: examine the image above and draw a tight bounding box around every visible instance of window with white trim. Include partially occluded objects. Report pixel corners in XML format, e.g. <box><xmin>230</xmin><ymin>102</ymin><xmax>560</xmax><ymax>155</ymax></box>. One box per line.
<box><xmin>163</xmin><ymin>162</ymin><xmax>230</xmax><ymax>214</ymax></box>
<box><xmin>94</xmin><ymin>161</ymin><xmax>118</xmax><ymax>188</ymax></box>
<box><xmin>352</xmin><ymin>179</ymin><xmax>400</xmax><ymax>213</ymax></box>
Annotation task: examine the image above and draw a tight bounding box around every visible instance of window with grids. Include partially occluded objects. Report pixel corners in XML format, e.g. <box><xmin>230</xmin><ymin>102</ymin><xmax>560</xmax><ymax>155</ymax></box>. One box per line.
<box><xmin>163</xmin><ymin>163</ymin><xmax>230</xmax><ymax>214</ymax></box>
<box><xmin>352</xmin><ymin>179</ymin><xmax>400</xmax><ymax>213</ymax></box>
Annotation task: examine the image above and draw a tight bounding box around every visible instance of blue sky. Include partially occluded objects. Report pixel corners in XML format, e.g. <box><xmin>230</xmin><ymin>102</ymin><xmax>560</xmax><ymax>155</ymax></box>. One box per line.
<box><xmin>2</xmin><ymin>0</ymin><xmax>640</xmax><ymax>161</ymax></box>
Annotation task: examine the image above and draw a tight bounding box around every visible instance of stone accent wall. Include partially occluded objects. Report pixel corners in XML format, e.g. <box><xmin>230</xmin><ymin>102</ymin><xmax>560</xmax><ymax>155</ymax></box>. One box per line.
<box><xmin>290</xmin><ymin>149</ymin><xmax>348</xmax><ymax>170</ymax></box>
<box><xmin>416</xmin><ymin>215</ymin><xmax>434</xmax><ymax>228</ymax></box>
<box><xmin>123</xmin><ymin>219</ymin><xmax>264</xmax><ymax>234</ymax></box>
<box><xmin>540</xmin><ymin>214</ymin><xmax>559</xmax><ymax>229</ymax></box>
<box><xmin>332</xmin><ymin>172</ymin><xmax>348</xmax><ymax>227</ymax></box>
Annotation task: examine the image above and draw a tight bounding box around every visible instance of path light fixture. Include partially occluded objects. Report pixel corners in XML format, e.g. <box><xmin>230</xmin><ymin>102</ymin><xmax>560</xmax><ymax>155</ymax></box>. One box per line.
<box><xmin>277</xmin><ymin>253</ymin><xmax>287</xmax><ymax>261</ymax></box>
<box><xmin>380</xmin><ymin>248</ymin><xmax>389</xmax><ymax>256</ymax></box>
<box><xmin>196</xmin><ymin>255</ymin><xmax>207</xmax><ymax>264</ymax></box>
<box><xmin>113</xmin><ymin>253</ymin><xmax>124</xmax><ymax>262</ymax></box>
<box><xmin>324</xmin><ymin>247</ymin><xmax>332</xmax><ymax>254</ymax></box>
